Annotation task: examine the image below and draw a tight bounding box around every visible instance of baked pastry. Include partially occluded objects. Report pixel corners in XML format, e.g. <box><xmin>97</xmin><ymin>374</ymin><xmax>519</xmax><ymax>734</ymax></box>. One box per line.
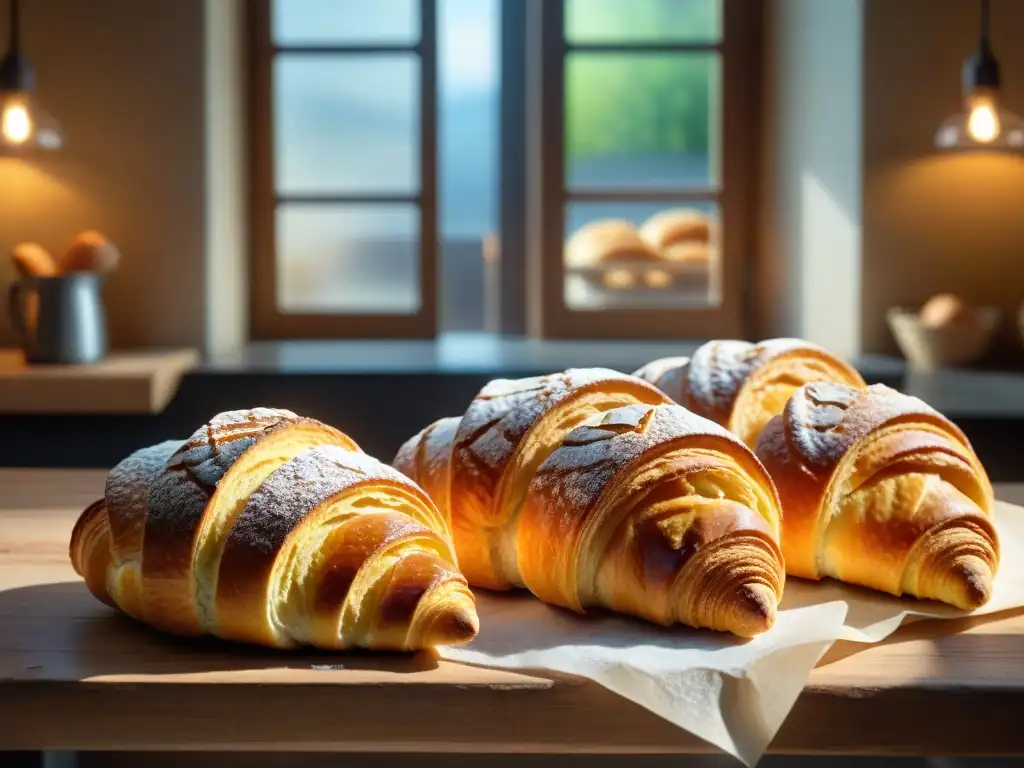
<box><xmin>58</xmin><ymin>230</ymin><xmax>122</xmax><ymax>274</ymax></box>
<box><xmin>565</xmin><ymin>219</ymin><xmax>662</xmax><ymax>267</ymax></box>
<box><xmin>755</xmin><ymin>382</ymin><xmax>998</xmax><ymax>609</ymax></box>
<box><xmin>919</xmin><ymin>293</ymin><xmax>974</xmax><ymax>327</ymax></box>
<box><xmin>70</xmin><ymin>408</ymin><xmax>478</xmax><ymax>651</ymax></box>
<box><xmin>633</xmin><ymin>338</ymin><xmax>867</xmax><ymax>449</ymax></box>
<box><xmin>11</xmin><ymin>242</ymin><xmax>58</xmax><ymax>278</ymax></box>
<box><xmin>395</xmin><ymin>369</ymin><xmax>785</xmax><ymax>637</ymax></box>
<box><xmin>639</xmin><ymin>208</ymin><xmax>714</xmax><ymax>264</ymax></box>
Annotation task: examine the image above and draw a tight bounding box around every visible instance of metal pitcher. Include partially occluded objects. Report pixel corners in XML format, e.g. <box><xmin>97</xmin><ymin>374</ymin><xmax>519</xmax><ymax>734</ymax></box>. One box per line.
<box><xmin>8</xmin><ymin>273</ymin><xmax>108</xmax><ymax>364</ymax></box>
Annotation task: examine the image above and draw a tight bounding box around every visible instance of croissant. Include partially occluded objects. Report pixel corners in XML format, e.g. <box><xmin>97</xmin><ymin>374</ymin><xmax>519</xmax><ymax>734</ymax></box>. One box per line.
<box><xmin>395</xmin><ymin>369</ymin><xmax>785</xmax><ymax>637</ymax></box>
<box><xmin>633</xmin><ymin>338</ymin><xmax>866</xmax><ymax>449</ymax></box>
<box><xmin>755</xmin><ymin>382</ymin><xmax>998</xmax><ymax>609</ymax></box>
<box><xmin>70</xmin><ymin>408</ymin><xmax>478</xmax><ymax>651</ymax></box>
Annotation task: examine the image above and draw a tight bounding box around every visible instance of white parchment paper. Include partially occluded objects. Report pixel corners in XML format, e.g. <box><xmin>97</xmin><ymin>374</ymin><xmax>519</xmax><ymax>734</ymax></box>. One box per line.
<box><xmin>781</xmin><ymin>500</ymin><xmax>1024</xmax><ymax>643</ymax></box>
<box><xmin>438</xmin><ymin>502</ymin><xmax>1024</xmax><ymax>766</ymax></box>
<box><xmin>440</xmin><ymin>592</ymin><xmax>846</xmax><ymax>765</ymax></box>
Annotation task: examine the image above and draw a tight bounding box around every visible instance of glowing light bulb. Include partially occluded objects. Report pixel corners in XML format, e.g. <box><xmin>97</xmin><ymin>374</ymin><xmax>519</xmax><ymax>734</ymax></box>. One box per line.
<box><xmin>1</xmin><ymin>100</ymin><xmax>33</xmax><ymax>145</ymax></box>
<box><xmin>967</xmin><ymin>94</ymin><xmax>1001</xmax><ymax>143</ymax></box>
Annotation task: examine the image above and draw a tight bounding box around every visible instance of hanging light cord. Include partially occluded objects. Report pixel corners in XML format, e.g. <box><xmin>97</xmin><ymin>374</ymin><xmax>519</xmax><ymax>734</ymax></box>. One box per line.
<box><xmin>7</xmin><ymin>0</ymin><xmax>20</xmax><ymax>54</ymax></box>
<box><xmin>980</xmin><ymin>0</ymin><xmax>991</xmax><ymax>50</ymax></box>
<box><xmin>7</xmin><ymin>0</ymin><xmax>18</xmax><ymax>54</ymax></box>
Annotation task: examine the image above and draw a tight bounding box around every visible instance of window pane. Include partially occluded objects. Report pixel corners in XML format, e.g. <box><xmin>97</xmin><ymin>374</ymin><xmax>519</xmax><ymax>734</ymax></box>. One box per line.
<box><xmin>276</xmin><ymin>203</ymin><xmax>420</xmax><ymax>314</ymax></box>
<box><xmin>439</xmin><ymin>0</ymin><xmax>500</xmax><ymax>332</ymax></box>
<box><xmin>563</xmin><ymin>201</ymin><xmax>720</xmax><ymax>311</ymax></box>
<box><xmin>275</xmin><ymin>55</ymin><xmax>419</xmax><ymax>194</ymax></box>
<box><xmin>567</xmin><ymin>53</ymin><xmax>719</xmax><ymax>190</ymax></box>
<box><xmin>273</xmin><ymin>0</ymin><xmax>419</xmax><ymax>45</ymax></box>
<box><xmin>566</xmin><ymin>0</ymin><xmax>720</xmax><ymax>44</ymax></box>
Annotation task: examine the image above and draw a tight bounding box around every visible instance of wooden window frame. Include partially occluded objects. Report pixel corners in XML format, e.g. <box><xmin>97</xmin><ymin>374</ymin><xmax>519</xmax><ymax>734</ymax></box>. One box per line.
<box><xmin>248</xmin><ymin>0</ymin><xmax>439</xmax><ymax>339</ymax></box>
<box><xmin>524</xmin><ymin>0</ymin><xmax>762</xmax><ymax>339</ymax></box>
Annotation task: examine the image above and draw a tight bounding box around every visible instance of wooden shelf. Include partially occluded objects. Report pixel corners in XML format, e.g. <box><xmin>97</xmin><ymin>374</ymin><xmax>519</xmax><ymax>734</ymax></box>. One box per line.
<box><xmin>0</xmin><ymin>348</ymin><xmax>199</xmax><ymax>415</ymax></box>
<box><xmin>1</xmin><ymin>469</ymin><xmax>1023</xmax><ymax>756</ymax></box>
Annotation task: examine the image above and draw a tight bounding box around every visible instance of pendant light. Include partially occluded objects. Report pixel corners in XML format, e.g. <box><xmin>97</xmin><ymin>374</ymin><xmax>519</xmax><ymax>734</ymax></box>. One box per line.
<box><xmin>0</xmin><ymin>0</ymin><xmax>63</xmax><ymax>152</ymax></box>
<box><xmin>935</xmin><ymin>0</ymin><xmax>1024</xmax><ymax>151</ymax></box>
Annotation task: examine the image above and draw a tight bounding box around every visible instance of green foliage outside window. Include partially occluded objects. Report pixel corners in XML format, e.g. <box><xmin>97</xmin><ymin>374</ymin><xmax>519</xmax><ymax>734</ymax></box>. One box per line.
<box><xmin>566</xmin><ymin>0</ymin><xmax>718</xmax><ymax>159</ymax></box>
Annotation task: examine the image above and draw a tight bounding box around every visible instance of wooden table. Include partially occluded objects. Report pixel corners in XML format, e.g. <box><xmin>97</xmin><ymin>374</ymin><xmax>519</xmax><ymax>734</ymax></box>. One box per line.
<box><xmin>2</xmin><ymin>469</ymin><xmax>1023</xmax><ymax>757</ymax></box>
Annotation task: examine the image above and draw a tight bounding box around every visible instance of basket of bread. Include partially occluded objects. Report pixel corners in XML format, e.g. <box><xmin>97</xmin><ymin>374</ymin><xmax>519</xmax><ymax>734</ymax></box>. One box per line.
<box><xmin>887</xmin><ymin>292</ymin><xmax>1000</xmax><ymax>370</ymax></box>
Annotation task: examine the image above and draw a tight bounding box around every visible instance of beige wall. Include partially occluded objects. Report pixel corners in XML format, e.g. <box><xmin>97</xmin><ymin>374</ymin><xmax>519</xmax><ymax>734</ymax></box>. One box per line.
<box><xmin>6</xmin><ymin>1</ymin><xmax>1023</xmax><ymax>357</ymax></box>
<box><xmin>862</xmin><ymin>0</ymin><xmax>1024</xmax><ymax>356</ymax></box>
<box><xmin>0</xmin><ymin>0</ymin><xmax>244</xmax><ymax>354</ymax></box>
<box><xmin>759</xmin><ymin>0</ymin><xmax>863</xmax><ymax>358</ymax></box>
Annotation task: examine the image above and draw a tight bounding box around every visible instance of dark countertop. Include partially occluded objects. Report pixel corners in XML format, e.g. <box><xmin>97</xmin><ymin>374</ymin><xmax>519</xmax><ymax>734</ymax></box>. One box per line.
<box><xmin>204</xmin><ymin>335</ymin><xmax>1024</xmax><ymax>418</ymax></box>
<box><xmin>205</xmin><ymin>334</ymin><xmax>906</xmax><ymax>380</ymax></box>
<box><xmin>2</xmin><ymin>334</ymin><xmax>1023</xmax><ymax>474</ymax></box>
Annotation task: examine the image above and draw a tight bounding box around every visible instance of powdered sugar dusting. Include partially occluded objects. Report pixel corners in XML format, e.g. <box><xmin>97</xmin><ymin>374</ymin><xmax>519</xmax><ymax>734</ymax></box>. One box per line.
<box><xmin>394</xmin><ymin>416</ymin><xmax>459</xmax><ymax>497</ymax></box>
<box><xmin>169</xmin><ymin>408</ymin><xmax>300</xmax><ymax>488</ymax></box>
<box><xmin>225</xmin><ymin>444</ymin><xmax>420</xmax><ymax>559</ymax></box>
<box><xmin>452</xmin><ymin>368</ymin><xmax>643</xmax><ymax>507</ymax></box>
<box><xmin>532</xmin><ymin>403</ymin><xmax>744</xmax><ymax>516</ymax></box>
<box><xmin>686</xmin><ymin>339</ymin><xmax>818</xmax><ymax>424</ymax></box>
<box><xmin>105</xmin><ymin>439</ymin><xmax>183</xmax><ymax>556</ymax></box>
<box><xmin>632</xmin><ymin>357</ymin><xmax>690</xmax><ymax>403</ymax></box>
<box><xmin>146</xmin><ymin>408</ymin><xmax>302</xmax><ymax>552</ymax></box>
<box><xmin>786</xmin><ymin>382</ymin><xmax>947</xmax><ymax>468</ymax></box>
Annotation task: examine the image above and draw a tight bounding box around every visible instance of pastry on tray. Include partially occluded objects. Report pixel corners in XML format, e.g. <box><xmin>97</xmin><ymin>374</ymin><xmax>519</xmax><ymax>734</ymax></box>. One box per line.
<box><xmin>395</xmin><ymin>368</ymin><xmax>785</xmax><ymax>637</ymax></box>
<box><xmin>70</xmin><ymin>408</ymin><xmax>478</xmax><ymax>651</ymax></box>
<box><xmin>638</xmin><ymin>207</ymin><xmax>715</xmax><ymax>264</ymax></box>
<box><xmin>564</xmin><ymin>219</ymin><xmax>662</xmax><ymax>267</ymax></box>
<box><xmin>564</xmin><ymin>219</ymin><xmax>669</xmax><ymax>291</ymax></box>
<box><xmin>755</xmin><ymin>382</ymin><xmax>999</xmax><ymax>609</ymax></box>
<box><xmin>634</xmin><ymin>338</ymin><xmax>866</xmax><ymax>449</ymax></box>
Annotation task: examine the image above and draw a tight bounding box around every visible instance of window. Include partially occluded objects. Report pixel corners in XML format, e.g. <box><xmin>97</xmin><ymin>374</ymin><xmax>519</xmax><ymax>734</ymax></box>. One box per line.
<box><xmin>250</xmin><ymin>0</ymin><xmax>439</xmax><ymax>338</ymax></box>
<box><xmin>250</xmin><ymin>0</ymin><xmax>758</xmax><ymax>340</ymax></box>
<box><xmin>526</xmin><ymin>0</ymin><xmax>760</xmax><ymax>338</ymax></box>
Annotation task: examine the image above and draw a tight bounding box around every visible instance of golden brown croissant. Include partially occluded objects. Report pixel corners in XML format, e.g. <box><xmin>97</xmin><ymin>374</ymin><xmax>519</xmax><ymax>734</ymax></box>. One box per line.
<box><xmin>755</xmin><ymin>382</ymin><xmax>998</xmax><ymax>609</ymax></box>
<box><xmin>70</xmin><ymin>408</ymin><xmax>478</xmax><ymax>651</ymax></box>
<box><xmin>633</xmin><ymin>338</ymin><xmax>867</xmax><ymax>449</ymax></box>
<box><xmin>395</xmin><ymin>369</ymin><xmax>785</xmax><ymax>637</ymax></box>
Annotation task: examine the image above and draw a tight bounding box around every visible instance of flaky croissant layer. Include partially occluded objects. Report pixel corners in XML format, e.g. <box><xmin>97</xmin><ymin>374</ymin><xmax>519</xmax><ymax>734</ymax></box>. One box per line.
<box><xmin>70</xmin><ymin>408</ymin><xmax>479</xmax><ymax>651</ymax></box>
<box><xmin>755</xmin><ymin>382</ymin><xmax>999</xmax><ymax>610</ymax></box>
<box><xmin>396</xmin><ymin>369</ymin><xmax>787</xmax><ymax>637</ymax></box>
<box><xmin>634</xmin><ymin>338</ymin><xmax>867</xmax><ymax>449</ymax></box>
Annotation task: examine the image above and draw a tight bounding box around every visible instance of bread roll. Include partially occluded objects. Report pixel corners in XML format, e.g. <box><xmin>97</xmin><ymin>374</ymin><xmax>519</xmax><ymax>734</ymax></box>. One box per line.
<box><xmin>565</xmin><ymin>219</ymin><xmax>662</xmax><ymax>268</ymax></box>
<box><xmin>11</xmin><ymin>242</ymin><xmax>58</xmax><ymax>278</ymax></box>
<box><xmin>638</xmin><ymin>207</ymin><xmax>712</xmax><ymax>252</ymax></box>
<box><xmin>58</xmin><ymin>230</ymin><xmax>122</xmax><ymax>274</ymax></box>
<box><xmin>919</xmin><ymin>293</ymin><xmax>974</xmax><ymax>328</ymax></box>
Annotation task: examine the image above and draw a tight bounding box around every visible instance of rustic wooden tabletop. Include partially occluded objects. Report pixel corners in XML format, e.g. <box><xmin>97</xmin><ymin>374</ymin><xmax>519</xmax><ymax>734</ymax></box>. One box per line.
<box><xmin>2</xmin><ymin>469</ymin><xmax>1023</xmax><ymax>756</ymax></box>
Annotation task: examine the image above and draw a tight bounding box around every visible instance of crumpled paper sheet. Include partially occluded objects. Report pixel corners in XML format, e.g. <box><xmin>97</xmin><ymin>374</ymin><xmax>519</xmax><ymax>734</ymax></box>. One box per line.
<box><xmin>440</xmin><ymin>593</ymin><xmax>846</xmax><ymax>766</ymax></box>
<box><xmin>438</xmin><ymin>502</ymin><xmax>1024</xmax><ymax>767</ymax></box>
<box><xmin>781</xmin><ymin>500</ymin><xmax>1024</xmax><ymax>643</ymax></box>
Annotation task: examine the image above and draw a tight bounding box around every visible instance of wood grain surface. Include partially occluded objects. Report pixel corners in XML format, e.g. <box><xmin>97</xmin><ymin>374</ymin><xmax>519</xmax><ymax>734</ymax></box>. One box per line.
<box><xmin>1</xmin><ymin>469</ymin><xmax>1023</xmax><ymax>756</ymax></box>
<box><xmin>0</xmin><ymin>348</ymin><xmax>199</xmax><ymax>414</ymax></box>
